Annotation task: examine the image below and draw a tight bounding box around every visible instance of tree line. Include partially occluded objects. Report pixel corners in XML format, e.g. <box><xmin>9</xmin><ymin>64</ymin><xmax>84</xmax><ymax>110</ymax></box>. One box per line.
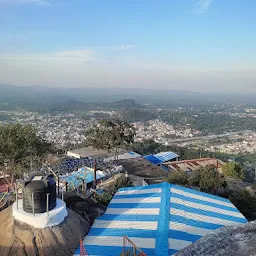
<box><xmin>0</xmin><ymin>123</ymin><xmax>52</xmax><ymax>178</ymax></box>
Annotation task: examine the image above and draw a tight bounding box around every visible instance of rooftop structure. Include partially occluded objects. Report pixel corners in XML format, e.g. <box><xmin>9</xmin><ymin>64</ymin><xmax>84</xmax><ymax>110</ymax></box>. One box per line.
<box><xmin>105</xmin><ymin>151</ymin><xmax>141</xmax><ymax>161</ymax></box>
<box><xmin>164</xmin><ymin>158</ymin><xmax>225</xmax><ymax>172</ymax></box>
<box><xmin>74</xmin><ymin>182</ymin><xmax>247</xmax><ymax>256</ymax></box>
<box><xmin>144</xmin><ymin>151</ymin><xmax>179</xmax><ymax>165</ymax></box>
<box><xmin>50</xmin><ymin>156</ymin><xmax>112</xmax><ymax>175</ymax></box>
<box><xmin>116</xmin><ymin>158</ymin><xmax>168</xmax><ymax>184</ymax></box>
<box><xmin>60</xmin><ymin>167</ymin><xmax>106</xmax><ymax>190</ymax></box>
<box><xmin>67</xmin><ymin>146</ymin><xmax>114</xmax><ymax>159</ymax></box>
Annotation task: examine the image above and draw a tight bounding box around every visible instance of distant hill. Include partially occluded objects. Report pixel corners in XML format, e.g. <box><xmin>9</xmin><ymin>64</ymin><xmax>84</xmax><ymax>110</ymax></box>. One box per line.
<box><xmin>108</xmin><ymin>98</ymin><xmax>143</xmax><ymax>110</ymax></box>
<box><xmin>0</xmin><ymin>84</ymin><xmax>255</xmax><ymax>112</ymax></box>
<box><xmin>0</xmin><ymin>84</ymin><xmax>201</xmax><ymax>101</ymax></box>
<box><xmin>46</xmin><ymin>98</ymin><xmax>142</xmax><ymax>113</ymax></box>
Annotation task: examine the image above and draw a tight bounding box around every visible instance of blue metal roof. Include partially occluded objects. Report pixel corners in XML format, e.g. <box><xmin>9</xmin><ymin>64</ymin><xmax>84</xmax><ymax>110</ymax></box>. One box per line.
<box><xmin>61</xmin><ymin>167</ymin><xmax>105</xmax><ymax>187</ymax></box>
<box><xmin>143</xmin><ymin>154</ymin><xmax>162</xmax><ymax>165</ymax></box>
<box><xmin>144</xmin><ymin>151</ymin><xmax>179</xmax><ymax>165</ymax></box>
<box><xmin>74</xmin><ymin>182</ymin><xmax>247</xmax><ymax>256</ymax></box>
<box><xmin>154</xmin><ymin>151</ymin><xmax>179</xmax><ymax>162</ymax></box>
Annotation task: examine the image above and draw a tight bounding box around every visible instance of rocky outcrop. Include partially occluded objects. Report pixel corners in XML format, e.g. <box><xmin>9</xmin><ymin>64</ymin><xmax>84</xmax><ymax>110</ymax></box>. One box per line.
<box><xmin>175</xmin><ymin>221</ymin><xmax>256</xmax><ymax>256</ymax></box>
<box><xmin>0</xmin><ymin>206</ymin><xmax>90</xmax><ymax>256</ymax></box>
<box><xmin>64</xmin><ymin>192</ymin><xmax>106</xmax><ymax>225</ymax></box>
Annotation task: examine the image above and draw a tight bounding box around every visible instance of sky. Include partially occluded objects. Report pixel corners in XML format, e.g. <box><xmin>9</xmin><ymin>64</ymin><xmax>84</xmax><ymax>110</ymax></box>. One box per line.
<box><xmin>0</xmin><ymin>0</ymin><xmax>256</xmax><ymax>93</ymax></box>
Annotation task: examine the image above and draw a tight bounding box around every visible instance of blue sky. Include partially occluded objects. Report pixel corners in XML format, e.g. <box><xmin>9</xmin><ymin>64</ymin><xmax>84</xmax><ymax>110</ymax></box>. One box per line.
<box><xmin>0</xmin><ymin>0</ymin><xmax>256</xmax><ymax>92</ymax></box>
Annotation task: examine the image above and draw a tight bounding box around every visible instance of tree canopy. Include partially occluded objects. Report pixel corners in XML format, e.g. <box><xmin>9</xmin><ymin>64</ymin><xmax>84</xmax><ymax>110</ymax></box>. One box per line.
<box><xmin>222</xmin><ymin>162</ymin><xmax>245</xmax><ymax>180</ymax></box>
<box><xmin>94</xmin><ymin>176</ymin><xmax>133</xmax><ymax>206</ymax></box>
<box><xmin>189</xmin><ymin>165</ymin><xmax>227</xmax><ymax>193</ymax></box>
<box><xmin>165</xmin><ymin>165</ymin><xmax>227</xmax><ymax>194</ymax></box>
<box><xmin>0</xmin><ymin>123</ymin><xmax>52</xmax><ymax>176</ymax></box>
<box><xmin>165</xmin><ymin>169</ymin><xmax>189</xmax><ymax>186</ymax></box>
<box><xmin>85</xmin><ymin>119</ymin><xmax>136</xmax><ymax>159</ymax></box>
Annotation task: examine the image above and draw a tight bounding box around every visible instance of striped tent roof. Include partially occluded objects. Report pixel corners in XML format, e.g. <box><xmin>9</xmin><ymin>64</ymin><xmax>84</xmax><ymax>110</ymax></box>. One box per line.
<box><xmin>74</xmin><ymin>182</ymin><xmax>247</xmax><ymax>256</ymax></box>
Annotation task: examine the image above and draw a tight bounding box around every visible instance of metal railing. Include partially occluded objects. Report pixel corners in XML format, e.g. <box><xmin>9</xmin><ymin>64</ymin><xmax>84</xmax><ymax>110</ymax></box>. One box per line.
<box><xmin>29</xmin><ymin>191</ymin><xmax>56</xmax><ymax>216</ymax></box>
<box><xmin>13</xmin><ymin>189</ymin><xmax>65</xmax><ymax>219</ymax></box>
<box><xmin>122</xmin><ymin>236</ymin><xmax>147</xmax><ymax>256</ymax></box>
<box><xmin>80</xmin><ymin>239</ymin><xmax>89</xmax><ymax>256</ymax></box>
<box><xmin>31</xmin><ymin>192</ymin><xmax>35</xmax><ymax>215</ymax></box>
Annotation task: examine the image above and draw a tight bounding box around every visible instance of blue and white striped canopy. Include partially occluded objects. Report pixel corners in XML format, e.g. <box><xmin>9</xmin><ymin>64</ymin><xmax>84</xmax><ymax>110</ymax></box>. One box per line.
<box><xmin>74</xmin><ymin>182</ymin><xmax>247</xmax><ymax>256</ymax></box>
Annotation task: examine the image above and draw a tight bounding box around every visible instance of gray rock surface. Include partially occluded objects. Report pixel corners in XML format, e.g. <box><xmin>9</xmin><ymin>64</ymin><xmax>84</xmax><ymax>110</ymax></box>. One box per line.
<box><xmin>175</xmin><ymin>221</ymin><xmax>256</xmax><ymax>256</ymax></box>
<box><xmin>0</xmin><ymin>206</ymin><xmax>90</xmax><ymax>256</ymax></box>
<box><xmin>64</xmin><ymin>192</ymin><xmax>106</xmax><ymax>225</ymax></box>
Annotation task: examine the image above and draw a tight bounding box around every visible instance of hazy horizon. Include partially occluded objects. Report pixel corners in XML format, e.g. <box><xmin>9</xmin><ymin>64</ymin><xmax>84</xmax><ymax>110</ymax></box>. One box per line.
<box><xmin>1</xmin><ymin>0</ymin><xmax>256</xmax><ymax>93</ymax></box>
<box><xmin>2</xmin><ymin>83</ymin><xmax>256</xmax><ymax>97</ymax></box>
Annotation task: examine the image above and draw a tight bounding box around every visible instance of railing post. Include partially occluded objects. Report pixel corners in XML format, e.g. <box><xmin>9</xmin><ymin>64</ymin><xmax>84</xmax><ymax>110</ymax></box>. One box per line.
<box><xmin>46</xmin><ymin>193</ymin><xmax>50</xmax><ymax>216</ymax></box>
<box><xmin>65</xmin><ymin>181</ymin><xmax>68</xmax><ymax>192</ymax></box>
<box><xmin>93</xmin><ymin>159</ymin><xmax>97</xmax><ymax>189</ymax></box>
<box><xmin>62</xmin><ymin>188</ymin><xmax>64</xmax><ymax>206</ymax></box>
<box><xmin>58</xmin><ymin>175</ymin><xmax>60</xmax><ymax>198</ymax></box>
<box><xmin>84</xmin><ymin>180</ymin><xmax>87</xmax><ymax>196</ymax></box>
<box><xmin>82</xmin><ymin>179</ymin><xmax>85</xmax><ymax>195</ymax></box>
<box><xmin>31</xmin><ymin>193</ymin><xmax>35</xmax><ymax>216</ymax></box>
<box><xmin>15</xmin><ymin>182</ymin><xmax>18</xmax><ymax>210</ymax></box>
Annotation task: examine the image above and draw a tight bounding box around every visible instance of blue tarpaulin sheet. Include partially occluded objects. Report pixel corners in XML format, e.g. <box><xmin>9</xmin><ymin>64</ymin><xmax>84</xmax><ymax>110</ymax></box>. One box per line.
<box><xmin>74</xmin><ymin>182</ymin><xmax>247</xmax><ymax>256</ymax></box>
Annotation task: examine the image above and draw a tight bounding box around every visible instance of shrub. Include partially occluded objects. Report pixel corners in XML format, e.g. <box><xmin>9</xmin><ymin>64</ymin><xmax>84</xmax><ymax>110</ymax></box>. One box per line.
<box><xmin>94</xmin><ymin>176</ymin><xmax>133</xmax><ymax>206</ymax></box>
<box><xmin>189</xmin><ymin>165</ymin><xmax>227</xmax><ymax>193</ymax></box>
<box><xmin>222</xmin><ymin>162</ymin><xmax>245</xmax><ymax>180</ymax></box>
<box><xmin>165</xmin><ymin>170</ymin><xmax>189</xmax><ymax>186</ymax></box>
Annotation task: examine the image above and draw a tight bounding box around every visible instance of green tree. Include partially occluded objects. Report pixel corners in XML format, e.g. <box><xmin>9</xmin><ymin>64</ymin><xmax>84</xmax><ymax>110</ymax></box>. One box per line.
<box><xmin>189</xmin><ymin>165</ymin><xmax>227</xmax><ymax>193</ymax></box>
<box><xmin>165</xmin><ymin>170</ymin><xmax>189</xmax><ymax>186</ymax></box>
<box><xmin>85</xmin><ymin>120</ymin><xmax>136</xmax><ymax>160</ymax></box>
<box><xmin>108</xmin><ymin>176</ymin><xmax>133</xmax><ymax>195</ymax></box>
<box><xmin>0</xmin><ymin>123</ymin><xmax>52</xmax><ymax>177</ymax></box>
<box><xmin>132</xmin><ymin>139</ymin><xmax>160</xmax><ymax>155</ymax></box>
<box><xmin>222</xmin><ymin>162</ymin><xmax>245</xmax><ymax>180</ymax></box>
<box><xmin>95</xmin><ymin>176</ymin><xmax>133</xmax><ymax>206</ymax></box>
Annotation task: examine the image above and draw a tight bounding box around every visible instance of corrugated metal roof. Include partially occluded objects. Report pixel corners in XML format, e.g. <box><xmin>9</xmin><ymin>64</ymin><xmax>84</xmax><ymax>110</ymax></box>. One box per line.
<box><xmin>164</xmin><ymin>158</ymin><xmax>224</xmax><ymax>172</ymax></box>
<box><xmin>154</xmin><ymin>151</ymin><xmax>179</xmax><ymax>162</ymax></box>
<box><xmin>74</xmin><ymin>182</ymin><xmax>247</xmax><ymax>256</ymax></box>
<box><xmin>105</xmin><ymin>151</ymin><xmax>141</xmax><ymax>161</ymax></box>
<box><xmin>143</xmin><ymin>154</ymin><xmax>162</xmax><ymax>165</ymax></box>
<box><xmin>58</xmin><ymin>157</ymin><xmax>107</xmax><ymax>171</ymax></box>
<box><xmin>60</xmin><ymin>167</ymin><xmax>105</xmax><ymax>187</ymax></box>
<box><xmin>144</xmin><ymin>151</ymin><xmax>179</xmax><ymax>165</ymax></box>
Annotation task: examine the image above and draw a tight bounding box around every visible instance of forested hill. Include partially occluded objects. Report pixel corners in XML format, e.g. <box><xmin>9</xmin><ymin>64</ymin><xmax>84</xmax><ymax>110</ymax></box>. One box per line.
<box><xmin>1</xmin><ymin>84</ymin><xmax>256</xmax><ymax>112</ymax></box>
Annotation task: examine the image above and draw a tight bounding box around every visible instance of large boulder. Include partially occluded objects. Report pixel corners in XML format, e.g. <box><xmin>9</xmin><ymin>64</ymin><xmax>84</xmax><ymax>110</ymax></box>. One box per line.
<box><xmin>64</xmin><ymin>192</ymin><xmax>106</xmax><ymax>225</ymax></box>
<box><xmin>175</xmin><ymin>221</ymin><xmax>256</xmax><ymax>256</ymax></box>
<box><xmin>0</xmin><ymin>206</ymin><xmax>90</xmax><ymax>256</ymax></box>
